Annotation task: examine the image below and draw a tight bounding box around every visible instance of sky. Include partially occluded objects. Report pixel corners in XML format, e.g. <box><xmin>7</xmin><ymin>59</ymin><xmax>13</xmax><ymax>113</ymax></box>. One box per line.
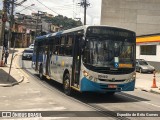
<box><xmin>0</xmin><ymin>0</ymin><xmax>102</xmax><ymax>25</ymax></box>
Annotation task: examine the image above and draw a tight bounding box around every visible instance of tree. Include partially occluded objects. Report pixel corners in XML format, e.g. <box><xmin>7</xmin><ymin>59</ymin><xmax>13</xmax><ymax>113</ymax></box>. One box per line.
<box><xmin>0</xmin><ymin>10</ymin><xmax>2</xmax><ymax>15</ymax></box>
<box><xmin>45</xmin><ymin>15</ymin><xmax>82</xmax><ymax>30</ymax></box>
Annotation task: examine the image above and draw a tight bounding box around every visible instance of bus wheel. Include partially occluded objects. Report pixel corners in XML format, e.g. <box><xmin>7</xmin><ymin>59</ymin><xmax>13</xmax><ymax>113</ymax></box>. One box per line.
<box><xmin>63</xmin><ymin>74</ymin><xmax>72</xmax><ymax>96</ymax></box>
<box><xmin>39</xmin><ymin>65</ymin><xmax>44</xmax><ymax>80</ymax></box>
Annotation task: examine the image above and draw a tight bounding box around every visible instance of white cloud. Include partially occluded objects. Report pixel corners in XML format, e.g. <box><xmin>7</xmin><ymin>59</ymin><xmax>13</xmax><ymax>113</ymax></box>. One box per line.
<box><xmin>1</xmin><ymin>0</ymin><xmax>102</xmax><ymax>25</ymax></box>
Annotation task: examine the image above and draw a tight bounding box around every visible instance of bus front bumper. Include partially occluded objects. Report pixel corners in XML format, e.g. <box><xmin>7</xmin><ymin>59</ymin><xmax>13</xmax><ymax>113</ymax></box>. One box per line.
<box><xmin>80</xmin><ymin>77</ymin><xmax>135</xmax><ymax>93</ymax></box>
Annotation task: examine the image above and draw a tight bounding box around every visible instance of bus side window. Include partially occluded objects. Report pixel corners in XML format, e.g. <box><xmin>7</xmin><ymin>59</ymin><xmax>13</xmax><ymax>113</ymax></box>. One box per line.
<box><xmin>61</xmin><ymin>36</ymin><xmax>66</xmax><ymax>45</ymax></box>
<box><xmin>67</xmin><ymin>36</ymin><xmax>73</xmax><ymax>45</ymax></box>
<box><xmin>64</xmin><ymin>35</ymin><xmax>73</xmax><ymax>56</ymax></box>
<box><xmin>53</xmin><ymin>46</ymin><xmax>59</xmax><ymax>55</ymax></box>
<box><xmin>65</xmin><ymin>46</ymin><xmax>72</xmax><ymax>56</ymax></box>
<box><xmin>59</xmin><ymin>46</ymin><xmax>65</xmax><ymax>55</ymax></box>
<box><xmin>52</xmin><ymin>37</ymin><xmax>60</xmax><ymax>55</ymax></box>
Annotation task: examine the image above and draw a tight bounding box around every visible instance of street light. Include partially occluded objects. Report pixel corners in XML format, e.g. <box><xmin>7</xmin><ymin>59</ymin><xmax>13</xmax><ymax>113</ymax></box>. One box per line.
<box><xmin>16</xmin><ymin>4</ymin><xmax>35</xmax><ymax>13</ymax></box>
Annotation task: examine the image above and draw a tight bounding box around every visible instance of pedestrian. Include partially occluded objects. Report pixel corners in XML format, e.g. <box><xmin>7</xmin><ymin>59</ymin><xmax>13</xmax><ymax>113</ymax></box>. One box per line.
<box><xmin>2</xmin><ymin>49</ymin><xmax>5</xmax><ymax>60</ymax></box>
<box><xmin>4</xmin><ymin>50</ymin><xmax>9</xmax><ymax>64</ymax></box>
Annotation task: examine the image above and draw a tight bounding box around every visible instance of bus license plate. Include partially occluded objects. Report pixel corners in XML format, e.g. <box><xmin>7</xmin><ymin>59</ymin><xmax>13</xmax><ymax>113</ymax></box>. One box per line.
<box><xmin>108</xmin><ymin>85</ymin><xmax>117</xmax><ymax>88</ymax></box>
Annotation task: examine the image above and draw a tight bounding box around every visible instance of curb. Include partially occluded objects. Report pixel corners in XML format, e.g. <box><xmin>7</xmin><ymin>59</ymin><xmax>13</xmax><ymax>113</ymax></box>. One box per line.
<box><xmin>14</xmin><ymin>54</ymin><xmax>30</xmax><ymax>83</ymax></box>
<box><xmin>135</xmin><ymin>87</ymin><xmax>160</xmax><ymax>94</ymax></box>
<box><xmin>150</xmin><ymin>89</ymin><xmax>160</xmax><ymax>95</ymax></box>
<box><xmin>0</xmin><ymin>53</ymin><xmax>24</xmax><ymax>87</ymax></box>
<box><xmin>0</xmin><ymin>75</ymin><xmax>24</xmax><ymax>87</ymax></box>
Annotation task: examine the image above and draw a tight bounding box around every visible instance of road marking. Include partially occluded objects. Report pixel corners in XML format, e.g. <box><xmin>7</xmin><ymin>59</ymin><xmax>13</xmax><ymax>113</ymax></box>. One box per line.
<box><xmin>118</xmin><ymin>93</ymin><xmax>160</xmax><ymax>108</ymax></box>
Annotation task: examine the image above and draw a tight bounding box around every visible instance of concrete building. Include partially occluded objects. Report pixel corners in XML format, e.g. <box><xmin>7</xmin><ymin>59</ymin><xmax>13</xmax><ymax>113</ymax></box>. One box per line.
<box><xmin>101</xmin><ymin>0</ymin><xmax>160</xmax><ymax>71</ymax></box>
<box><xmin>101</xmin><ymin>0</ymin><xmax>160</xmax><ymax>36</ymax></box>
<box><xmin>41</xmin><ymin>20</ymin><xmax>60</xmax><ymax>33</ymax></box>
<box><xmin>0</xmin><ymin>17</ymin><xmax>2</xmax><ymax>42</ymax></box>
<box><xmin>13</xmin><ymin>14</ymin><xmax>38</xmax><ymax>47</ymax></box>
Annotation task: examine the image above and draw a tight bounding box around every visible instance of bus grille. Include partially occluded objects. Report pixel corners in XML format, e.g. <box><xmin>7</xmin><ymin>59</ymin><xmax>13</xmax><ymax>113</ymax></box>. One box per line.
<box><xmin>101</xmin><ymin>87</ymin><xmax>122</xmax><ymax>91</ymax></box>
<box><xmin>99</xmin><ymin>79</ymin><xmax>126</xmax><ymax>82</ymax></box>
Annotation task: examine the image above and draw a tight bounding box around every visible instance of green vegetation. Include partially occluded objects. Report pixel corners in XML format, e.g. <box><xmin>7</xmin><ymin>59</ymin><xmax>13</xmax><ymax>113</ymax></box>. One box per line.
<box><xmin>45</xmin><ymin>15</ymin><xmax>82</xmax><ymax>30</ymax></box>
<box><xmin>0</xmin><ymin>10</ymin><xmax>2</xmax><ymax>14</ymax></box>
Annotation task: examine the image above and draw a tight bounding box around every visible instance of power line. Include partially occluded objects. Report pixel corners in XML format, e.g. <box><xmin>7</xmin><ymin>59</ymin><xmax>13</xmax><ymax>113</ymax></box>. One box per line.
<box><xmin>15</xmin><ymin>4</ymin><xmax>37</xmax><ymax>13</ymax></box>
<box><xmin>35</xmin><ymin>0</ymin><xmax>80</xmax><ymax>16</ymax></box>
<box><xmin>16</xmin><ymin>4</ymin><xmax>35</xmax><ymax>13</ymax></box>
<box><xmin>15</xmin><ymin>4</ymin><xmax>80</xmax><ymax>17</ymax></box>
<box><xmin>36</xmin><ymin>0</ymin><xmax>59</xmax><ymax>15</ymax></box>
<box><xmin>15</xmin><ymin>0</ymin><xmax>82</xmax><ymax>23</ymax></box>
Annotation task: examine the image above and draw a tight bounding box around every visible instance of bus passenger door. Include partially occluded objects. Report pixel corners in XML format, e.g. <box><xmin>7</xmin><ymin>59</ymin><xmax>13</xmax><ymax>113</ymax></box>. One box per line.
<box><xmin>46</xmin><ymin>45</ymin><xmax>51</xmax><ymax>75</ymax></box>
<box><xmin>72</xmin><ymin>35</ymin><xmax>82</xmax><ymax>88</ymax></box>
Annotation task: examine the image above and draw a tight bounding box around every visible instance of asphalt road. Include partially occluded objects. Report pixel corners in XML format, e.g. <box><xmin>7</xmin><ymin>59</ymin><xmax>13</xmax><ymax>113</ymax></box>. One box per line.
<box><xmin>1</xmin><ymin>54</ymin><xmax>159</xmax><ymax>120</ymax></box>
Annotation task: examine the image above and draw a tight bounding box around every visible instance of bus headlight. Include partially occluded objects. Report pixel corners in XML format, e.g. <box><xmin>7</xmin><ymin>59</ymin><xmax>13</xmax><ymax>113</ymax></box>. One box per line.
<box><xmin>126</xmin><ymin>72</ymin><xmax>136</xmax><ymax>82</ymax></box>
<box><xmin>82</xmin><ymin>70</ymin><xmax>98</xmax><ymax>82</ymax></box>
<box><xmin>83</xmin><ymin>70</ymin><xmax>89</xmax><ymax>77</ymax></box>
<box><xmin>94</xmin><ymin>78</ymin><xmax>98</xmax><ymax>82</ymax></box>
<box><xmin>133</xmin><ymin>72</ymin><xmax>136</xmax><ymax>79</ymax></box>
<box><xmin>89</xmin><ymin>76</ymin><xmax>93</xmax><ymax>80</ymax></box>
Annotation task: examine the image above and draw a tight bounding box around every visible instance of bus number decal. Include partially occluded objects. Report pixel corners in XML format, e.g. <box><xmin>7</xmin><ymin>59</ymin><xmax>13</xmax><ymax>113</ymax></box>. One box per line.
<box><xmin>98</xmin><ymin>75</ymin><xmax>108</xmax><ymax>79</ymax></box>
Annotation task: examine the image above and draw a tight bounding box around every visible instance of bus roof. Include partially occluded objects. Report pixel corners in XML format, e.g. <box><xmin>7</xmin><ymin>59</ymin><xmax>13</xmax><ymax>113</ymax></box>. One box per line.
<box><xmin>35</xmin><ymin>35</ymin><xmax>47</xmax><ymax>40</ymax></box>
<box><xmin>48</xmin><ymin>26</ymin><xmax>86</xmax><ymax>38</ymax></box>
<box><xmin>35</xmin><ymin>25</ymin><xmax>135</xmax><ymax>40</ymax></box>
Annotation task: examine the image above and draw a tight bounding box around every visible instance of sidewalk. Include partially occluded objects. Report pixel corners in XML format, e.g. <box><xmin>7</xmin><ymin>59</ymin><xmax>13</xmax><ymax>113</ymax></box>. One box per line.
<box><xmin>135</xmin><ymin>72</ymin><xmax>160</xmax><ymax>94</ymax></box>
<box><xmin>0</xmin><ymin>49</ymin><xmax>24</xmax><ymax>87</ymax></box>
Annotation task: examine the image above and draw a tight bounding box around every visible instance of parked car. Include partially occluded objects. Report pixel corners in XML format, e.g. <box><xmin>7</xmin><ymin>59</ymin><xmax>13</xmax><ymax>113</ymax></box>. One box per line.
<box><xmin>136</xmin><ymin>59</ymin><xmax>155</xmax><ymax>73</ymax></box>
<box><xmin>22</xmin><ymin>49</ymin><xmax>33</xmax><ymax>60</ymax></box>
<box><xmin>29</xmin><ymin>44</ymin><xmax>34</xmax><ymax>49</ymax></box>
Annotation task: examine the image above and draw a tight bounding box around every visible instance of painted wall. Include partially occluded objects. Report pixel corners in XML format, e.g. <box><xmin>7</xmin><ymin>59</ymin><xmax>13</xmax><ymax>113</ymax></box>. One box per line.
<box><xmin>101</xmin><ymin>0</ymin><xmax>160</xmax><ymax>36</ymax></box>
<box><xmin>0</xmin><ymin>19</ymin><xmax>2</xmax><ymax>42</ymax></box>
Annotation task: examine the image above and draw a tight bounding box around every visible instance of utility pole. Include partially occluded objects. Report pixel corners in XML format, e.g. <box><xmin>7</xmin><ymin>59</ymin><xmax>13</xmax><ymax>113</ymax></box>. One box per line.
<box><xmin>35</xmin><ymin>11</ymin><xmax>44</xmax><ymax>37</ymax></box>
<box><xmin>78</xmin><ymin>0</ymin><xmax>90</xmax><ymax>25</ymax></box>
<box><xmin>0</xmin><ymin>0</ymin><xmax>7</xmax><ymax>66</ymax></box>
<box><xmin>7</xmin><ymin>0</ymin><xmax>28</xmax><ymax>48</ymax></box>
<box><xmin>35</xmin><ymin>11</ymin><xmax>39</xmax><ymax>37</ymax></box>
<box><xmin>8</xmin><ymin>0</ymin><xmax>15</xmax><ymax>48</ymax></box>
<box><xmin>0</xmin><ymin>0</ymin><xmax>7</xmax><ymax>46</ymax></box>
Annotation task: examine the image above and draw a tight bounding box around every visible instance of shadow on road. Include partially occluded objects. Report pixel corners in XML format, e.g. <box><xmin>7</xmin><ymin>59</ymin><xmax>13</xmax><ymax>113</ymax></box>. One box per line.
<box><xmin>38</xmin><ymin>76</ymin><xmax>150</xmax><ymax>104</ymax></box>
<box><xmin>22</xmin><ymin>60</ymin><xmax>150</xmax><ymax>104</ymax></box>
<box><xmin>0</xmin><ymin>68</ymin><xmax>17</xmax><ymax>85</ymax></box>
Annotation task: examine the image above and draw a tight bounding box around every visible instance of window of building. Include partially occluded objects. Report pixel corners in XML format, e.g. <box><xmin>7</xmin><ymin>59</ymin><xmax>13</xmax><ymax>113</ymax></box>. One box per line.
<box><xmin>140</xmin><ymin>45</ymin><xmax>156</xmax><ymax>55</ymax></box>
<box><xmin>55</xmin><ymin>28</ymin><xmax>59</xmax><ymax>32</ymax></box>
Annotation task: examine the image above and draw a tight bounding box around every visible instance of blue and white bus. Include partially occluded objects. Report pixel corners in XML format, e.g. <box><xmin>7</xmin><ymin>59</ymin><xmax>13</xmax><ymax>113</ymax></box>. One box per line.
<box><xmin>32</xmin><ymin>25</ymin><xmax>136</xmax><ymax>95</ymax></box>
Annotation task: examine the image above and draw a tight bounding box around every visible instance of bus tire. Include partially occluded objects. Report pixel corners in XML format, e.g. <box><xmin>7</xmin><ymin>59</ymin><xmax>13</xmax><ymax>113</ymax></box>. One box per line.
<box><xmin>63</xmin><ymin>73</ymin><xmax>72</xmax><ymax>96</ymax></box>
<box><xmin>39</xmin><ymin>65</ymin><xmax>44</xmax><ymax>80</ymax></box>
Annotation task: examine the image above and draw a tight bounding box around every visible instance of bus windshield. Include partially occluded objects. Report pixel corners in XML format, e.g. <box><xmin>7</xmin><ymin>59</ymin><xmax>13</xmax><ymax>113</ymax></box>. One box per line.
<box><xmin>82</xmin><ymin>37</ymin><xmax>134</xmax><ymax>68</ymax></box>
